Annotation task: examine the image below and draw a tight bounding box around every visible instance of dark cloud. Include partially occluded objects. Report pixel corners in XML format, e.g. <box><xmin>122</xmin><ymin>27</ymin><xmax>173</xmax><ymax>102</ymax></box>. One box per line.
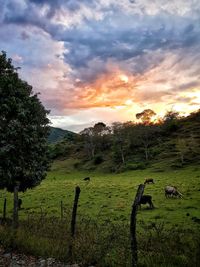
<box><xmin>175</xmin><ymin>96</ymin><xmax>196</xmax><ymax>103</ymax></box>
<box><xmin>2</xmin><ymin>0</ymin><xmax>200</xmax><ymax>80</ymax></box>
<box><xmin>3</xmin><ymin>1</ymin><xmax>46</xmax><ymax>29</ymax></box>
<box><xmin>1</xmin><ymin>0</ymin><xmax>200</xmax><ymax>116</ymax></box>
<box><xmin>28</xmin><ymin>0</ymin><xmax>96</xmax><ymax>15</ymax></box>
<box><xmin>54</xmin><ymin>12</ymin><xmax>200</xmax><ymax>82</ymax></box>
<box><xmin>178</xmin><ymin>81</ymin><xmax>200</xmax><ymax>91</ymax></box>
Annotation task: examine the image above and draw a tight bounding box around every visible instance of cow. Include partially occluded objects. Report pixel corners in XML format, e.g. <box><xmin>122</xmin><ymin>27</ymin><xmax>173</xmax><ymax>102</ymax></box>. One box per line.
<box><xmin>165</xmin><ymin>186</ymin><xmax>182</xmax><ymax>198</ymax></box>
<box><xmin>83</xmin><ymin>177</ymin><xmax>90</xmax><ymax>181</ymax></box>
<box><xmin>138</xmin><ymin>195</ymin><xmax>154</xmax><ymax>209</ymax></box>
<box><xmin>144</xmin><ymin>178</ymin><xmax>155</xmax><ymax>184</ymax></box>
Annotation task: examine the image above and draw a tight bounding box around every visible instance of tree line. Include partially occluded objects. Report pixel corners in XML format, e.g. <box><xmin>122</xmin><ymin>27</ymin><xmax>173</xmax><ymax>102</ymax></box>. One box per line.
<box><xmin>50</xmin><ymin>108</ymin><xmax>200</xmax><ymax>171</ymax></box>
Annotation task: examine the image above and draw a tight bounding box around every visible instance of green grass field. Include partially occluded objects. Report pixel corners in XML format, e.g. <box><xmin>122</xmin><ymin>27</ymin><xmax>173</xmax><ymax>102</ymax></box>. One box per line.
<box><xmin>1</xmin><ymin>159</ymin><xmax>200</xmax><ymax>230</ymax></box>
<box><xmin>1</xmin><ymin>159</ymin><xmax>200</xmax><ymax>266</ymax></box>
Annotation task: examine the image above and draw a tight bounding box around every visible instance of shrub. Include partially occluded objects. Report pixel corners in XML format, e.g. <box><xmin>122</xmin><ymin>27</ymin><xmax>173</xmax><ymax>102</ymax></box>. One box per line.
<box><xmin>0</xmin><ymin>218</ymin><xmax>200</xmax><ymax>267</ymax></box>
<box><xmin>94</xmin><ymin>155</ymin><xmax>104</xmax><ymax>165</ymax></box>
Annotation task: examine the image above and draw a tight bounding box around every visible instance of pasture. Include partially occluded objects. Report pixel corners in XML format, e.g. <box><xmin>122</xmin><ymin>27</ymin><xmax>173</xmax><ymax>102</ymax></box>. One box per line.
<box><xmin>1</xmin><ymin>159</ymin><xmax>200</xmax><ymax>230</ymax></box>
<box><xmin>1</xmin><ymin>159</ymin><xmax>200</xmax><ymax>266</ymax></box>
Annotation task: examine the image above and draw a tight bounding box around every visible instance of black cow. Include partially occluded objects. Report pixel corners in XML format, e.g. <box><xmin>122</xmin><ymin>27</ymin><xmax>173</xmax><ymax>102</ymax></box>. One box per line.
<box><xmin>138</xmin><ymin>195</ymin><xmax>154</xmax><ymax>209</ymax></box>
<box><xmin>144</xmin><ymin>178</ymin><xmax>155</xmax><ymax>184</ymax></box>
<box><xmin>83</xmin><ymin>177</ymin><xmax>90</xmax><ymax>181</ymax></box>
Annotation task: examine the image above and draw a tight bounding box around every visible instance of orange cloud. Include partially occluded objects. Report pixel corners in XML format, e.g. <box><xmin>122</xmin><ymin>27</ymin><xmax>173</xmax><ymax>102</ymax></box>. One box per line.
<box><xmin>31</xmin><ymin>51</ymin><xmax>200</xmax><ymax>122</ymax></box>
<box><xmin>63</xmin><ymin>69</ymin><xmax>142</xmax><ymax>109</ymax></box>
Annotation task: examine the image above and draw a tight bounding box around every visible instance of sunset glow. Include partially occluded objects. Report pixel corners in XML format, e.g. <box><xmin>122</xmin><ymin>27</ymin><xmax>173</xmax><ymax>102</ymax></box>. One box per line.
<box><xmin>1</xmin><ymin>1</ymin><xmax>199</xmax><ymax>131</ymax></box>
<box><xmin>119</xmin><ymin>74</ymin><xmax>129</xmax><ymax>83</ymax></box>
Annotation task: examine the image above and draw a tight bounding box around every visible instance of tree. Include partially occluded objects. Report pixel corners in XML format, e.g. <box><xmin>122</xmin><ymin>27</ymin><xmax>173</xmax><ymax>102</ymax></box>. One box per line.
<box><xmin>112</xmin><ymin>122</ymin><xmax>128</xmax><ymax>164</ymax></box>
<box><xmin>175</xmin><ymin>138</ymin><xmax>188</xmax><ymax>165</ymax></box>
<box><xmin>93</xmin><ymin>122</ymin><xmax>107</xmax><ymax>136</ymax></box>
<box><xmin>93</xmin><ymin>122</ymin><xmax>111</xmax><ymax>152</ymax></box>
<box><xmin>80</xmin><ymin>127</ymin><xmax>95</xmax><ymax>159</ymax></box>
<box><xmin>135</xmin><ymin>109</ymin><xmax>157</xmax><ymax>161</ymax></box>
<box><xmin>0</xmin><ymin>51</ymin><xmax>50</xmax><ymax>227</ymax></box>
<box><xmin>134</xmin><ymin>124</ymin><xmax>160</xmax><ymax>161</ymax></box>
<box><xmin>162</xmin><ymin>110</ymin><xmax>180</xmax><ymax>132</ymax></box>
<box><xmin>80</xmin><ymin>122</ymin><xmax>111</xmax><ymax>159</ymax></box>
<box><xmin>136</xmin><ymin>109</ymin><xmax>156</xmax><ymax>125</ymax></box>
<box><xmin>163</xmin><ymin>110</ymin><xmax>179</xmax><ymax>121</ymax></box>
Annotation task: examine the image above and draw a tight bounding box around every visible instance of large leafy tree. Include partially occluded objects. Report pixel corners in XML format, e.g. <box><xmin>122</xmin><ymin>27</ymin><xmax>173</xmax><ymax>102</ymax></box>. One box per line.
<box><xmin>0</xmin><ymin>52</ymin><xmax>50</xmax><ymax>227</ymax></box>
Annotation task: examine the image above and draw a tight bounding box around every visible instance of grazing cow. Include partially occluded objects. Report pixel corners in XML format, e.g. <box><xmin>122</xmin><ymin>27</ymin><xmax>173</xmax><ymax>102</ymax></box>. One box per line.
<box><xmin>18</xmin><ymin>199</ymin><xmax>22</xmax><ymax>209</ymax></box>
<box><xmin>144</xmin><ymin>178</ymin><xmax>155</xmax><ymax>184</ymax></box>
<box><xmin>138</xmin><ymin>195</ymin><xmax>154</xmax><ymax>209</ymax></box>
<box><xmin>83</xmin><ymin>177</ymin><xmax>90</xmax><ymax>181</ymax></box>
<box><xmin>165</xmin><ymin>186</ymin><xmax>182</xmax><ymax>198</ymax></box>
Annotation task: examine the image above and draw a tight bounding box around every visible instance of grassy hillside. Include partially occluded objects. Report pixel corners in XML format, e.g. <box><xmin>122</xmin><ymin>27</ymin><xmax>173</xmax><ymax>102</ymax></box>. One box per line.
<box><xmin>50</xmin><ymin>110</ymin><xmax>200</xmax><ymax>172</ymax></box>
<box><xmin>1</xmin><ymin>159</ymin><xmax>200</xmax><ymax>266</ymax></box>
<box><xmin>1</xmin><ymin>159</ymin><xmax>200</xmax><ymax>227</ymax></box>
<box><xmin>1</xmin><ymin>111</ymin><xmax>200</xmax><ymax>266</ymax></box>
<box><xmin>48</xmin><ymin>127</ymin><xmax>76</xmax><ymax>143</ymax></box>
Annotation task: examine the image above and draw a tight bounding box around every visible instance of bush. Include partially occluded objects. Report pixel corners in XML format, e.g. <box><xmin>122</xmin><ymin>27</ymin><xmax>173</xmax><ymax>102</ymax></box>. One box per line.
<box><xmin>93</xmin><ymin>155</ymin><xmax>104</xmax><ymax>165</ymax></box>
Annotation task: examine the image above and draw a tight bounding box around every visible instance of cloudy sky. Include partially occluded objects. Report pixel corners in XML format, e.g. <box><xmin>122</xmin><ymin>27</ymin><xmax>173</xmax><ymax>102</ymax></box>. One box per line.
<box><xmin>1</xmin><ymin>0</ymin><xmax>200</xmax><ymax>132</ymax></box>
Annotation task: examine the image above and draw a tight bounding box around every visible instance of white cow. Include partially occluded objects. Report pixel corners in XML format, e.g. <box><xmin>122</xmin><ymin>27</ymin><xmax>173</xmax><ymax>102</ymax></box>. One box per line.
<box><xmin>165</xmin><ymin>186</ymin><xmax>182</xmax><ymax>198</ymax></box>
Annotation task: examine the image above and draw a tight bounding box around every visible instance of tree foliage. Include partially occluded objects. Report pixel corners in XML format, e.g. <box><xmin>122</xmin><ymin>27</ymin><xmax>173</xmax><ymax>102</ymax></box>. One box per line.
<box><xmin>80</xmin><ymin>122</ymin><xmax>111</xmax><ymax>159</ymax></box>
<box><xmin>0</xmin><ymin>51</ymin><xmax>50</xmax><ymax>192</ymax></box>
<box><xmin>136</xmin><ymin>109</ymin><xmax>156</xmax><ymax>124</ymax></box>
<box><xmin>50</xmin><ymin>108</ymin><xmax>200</xmax><ymax>172</ymax></box>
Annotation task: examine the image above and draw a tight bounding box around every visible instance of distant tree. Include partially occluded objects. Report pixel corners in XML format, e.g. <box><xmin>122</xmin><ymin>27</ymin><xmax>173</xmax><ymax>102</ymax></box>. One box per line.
<box><xmin>163</xmin><ymin>110</ymin><xmax>179</xmax><ymax>121</ymax></box>
<box><xmin>80</xmin><ymin>127</ymin><xmax>95</xmax><ymax>159</ymax></box>
<box><xmin>93</xmin><ymin>122</ymin><xmax>111</xmax><ymax>152</ymax></box>
<box><xmin>162</xmin><ymin>110</ymin><xmax>180</xmax><ymax>132</ymax></box>
<box><xmin>136</xmin><ymin>125</ymin><xmax>150</xmax><ymax>161</ymax></box>
<box><xmin>136</xmin><ymin>109</ymin><xmax>156</xmax><ymax>125</ymax></box>
<box><xmin>80</xmin><ymin>122</ymin><xmax>111</xmax><ymax>159</ymax></box>
<box><xmin>135</xmin><ymin>109</ymin><xmax>158</xmax><ymax>160</ymax></box>
<box><xmin>112</xmin><ymin>122</ymin><xmax>128</xmax><ymax>164</ymax></box>
<box><xmin>135</xmin><ymin>124</ymin><xmax>161</xmax><ymax>161</ymax></box>
<box><xmin>175</xmin><ymin>138</ymin><xmax>188</xmax><ymax>165</ymax></box>
<box><xmin>187</xmin><ymin>109</ymin><xmax>200</xmax><ymax>122</ymax></box>
<box><xmin>93</xmin><ymin>122</ymin><xmax>107</xmax><ymax>136</ymax></box>
<box><xmin>189</xmin><ymin>133</ymin><xmax>200</xmax><ymax>156</ymax></box>
<box><xmin>0</xmin><ymin>51</ymin><xmax>50</xmax><ymax>227</ymax></box>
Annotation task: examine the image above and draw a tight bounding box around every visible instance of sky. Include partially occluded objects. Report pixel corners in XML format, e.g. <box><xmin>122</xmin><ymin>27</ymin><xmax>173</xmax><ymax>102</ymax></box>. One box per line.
<box><xmin>0</xmin><ymin>0</ymin><xmax>200</xmax><ymax>132</ymax></box>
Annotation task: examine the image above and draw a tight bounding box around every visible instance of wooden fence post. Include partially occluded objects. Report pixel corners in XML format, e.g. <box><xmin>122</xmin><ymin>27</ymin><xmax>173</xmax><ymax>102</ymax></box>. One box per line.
<box><xmin>130</xmin><ymin>184</ymin><xmax>145</xmax><ymax>267</ymax></box>
<box><xmin>69</xmin><ymin>186</ymin><xmax>81</xmax><ymax>261</ymax></box>
<box><xmin>3</xmin><ymin>198</ymin><xmax>6</xmax><ymax>221</ymax></box>
<box><xmin>71</xmin><ymin>186</ymin><xmax>81</xmax><ymax>237</ymax></box>
<box><xmin>13</xmin><ymin>183</ymin><xmax>20</xmax><ymax>228</ymax></box>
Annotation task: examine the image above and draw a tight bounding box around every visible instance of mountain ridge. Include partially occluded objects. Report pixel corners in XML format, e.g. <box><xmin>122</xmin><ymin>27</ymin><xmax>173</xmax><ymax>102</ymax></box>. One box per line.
<box><xmin>48</xmin><ymin>127</ymin><xmax>76</xmax><ymax>143</ymax></box>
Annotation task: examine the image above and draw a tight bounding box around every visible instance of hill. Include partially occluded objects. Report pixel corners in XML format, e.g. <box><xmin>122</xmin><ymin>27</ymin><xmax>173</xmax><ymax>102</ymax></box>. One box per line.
<box><xmin>48</xmin><ymin>127</ymin><xmax>76</xmax><ymax>143</ymax></box>
<box><xmin>49</xmin><ymin>109</ymin><xmax>200</xmax><ymax>172</ymax></box>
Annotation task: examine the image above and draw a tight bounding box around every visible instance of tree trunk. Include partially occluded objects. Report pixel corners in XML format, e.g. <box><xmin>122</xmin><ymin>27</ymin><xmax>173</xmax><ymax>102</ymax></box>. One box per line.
<box><xmin>13</xmin><ymin>184</ymin><xmax>20</xmax><ymax>228</ymax></box>
<box><xmin>91</xmin><ymin>147</ymin><xmax>95</xmax><ymax>158</ymax></box>
<box><xmin>119</xmin><ymin>143</ymin><xmax>125</xmax><ymax>164</ymax></box>
<box><xmin>130</xmin><ymin>184</ymin><xmax>145</xmax><ymax>267</ymax></box>
<box><xmin>144</xmin><ymin>145</ymin><xmax>148</xmax><ymax>161</ymax></box>
<box><xmin>180</xmin><ymin>152</ymin><xmax>184</xmax><ymax>165</ymax></box>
